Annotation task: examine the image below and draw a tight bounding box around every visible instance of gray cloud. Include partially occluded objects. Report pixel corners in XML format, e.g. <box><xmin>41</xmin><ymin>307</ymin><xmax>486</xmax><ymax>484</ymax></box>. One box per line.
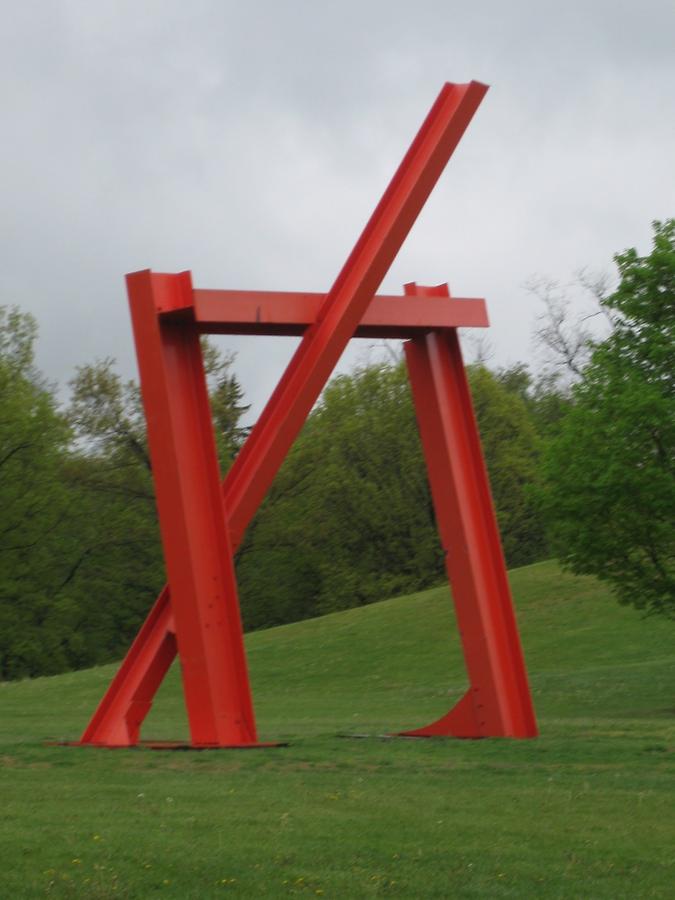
<box><xmin>2</xmin><ymin>0</ymin><xmax>674</xmax><ymax>414</ymax></box>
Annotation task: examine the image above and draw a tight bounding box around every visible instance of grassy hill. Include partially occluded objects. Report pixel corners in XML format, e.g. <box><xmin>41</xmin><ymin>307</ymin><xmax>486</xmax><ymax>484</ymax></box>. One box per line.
<box><xmin>1</xmin><ymin>560</ymin><xmax>673</xmax><ymax>898</ymax></box>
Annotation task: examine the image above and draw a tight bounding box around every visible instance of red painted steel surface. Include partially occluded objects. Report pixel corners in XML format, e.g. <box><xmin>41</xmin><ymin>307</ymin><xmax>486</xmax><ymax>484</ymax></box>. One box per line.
<box><xmin>125</xmin><ymin>270</ymin><xmax>258</xmax><ymax>746</ymax></box>
<box><xmin>401</xmin><ymin>285</ymin><xmax>537</xmax><ymax>738</ymax></box>
<box><xmin>80</xmin><ymin>593</ymin><xmax>176</xmax><ymax>745</ymax></box>
<box><xmin>186</xmin><ymin>289</ymin><xmax>488</xmax><ymax>337</ymax></box>
<box><xmin>78</xmin><ymin>80</ymin><xmax>537</xmax><ymax>748</ymax></box>
<box><xmin>221</xmin><ymin>80</ymin><xmax>488</xmax><ymax>554</ymax></box>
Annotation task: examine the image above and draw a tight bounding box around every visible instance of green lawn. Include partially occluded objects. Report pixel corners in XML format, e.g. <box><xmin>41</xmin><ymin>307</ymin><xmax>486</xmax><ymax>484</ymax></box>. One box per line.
<box><xmin>1</xmin><ymin>561</ymin><xmax>673</xmax><ymax>898</ymax></box>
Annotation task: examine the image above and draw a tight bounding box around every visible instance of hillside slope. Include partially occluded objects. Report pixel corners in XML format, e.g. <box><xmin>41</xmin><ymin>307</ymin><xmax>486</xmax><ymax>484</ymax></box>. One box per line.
<box><xmin>2</xmin><ymin>560</ymin><xmax>672</xmax><ymax>743</ymax></box>
<box><xmin>1</xmin><ymin>561</ymin><xmax>673</xmax><ymax>898</ymax></box>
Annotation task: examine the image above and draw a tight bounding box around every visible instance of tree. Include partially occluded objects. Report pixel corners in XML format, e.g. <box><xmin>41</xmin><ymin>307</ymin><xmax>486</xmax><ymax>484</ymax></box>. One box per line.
<box><xmin>0</xmin><ymin>308</ymin><xmax>78</xmax><ymax>678</ymax></box>
<box><xmin>540</xmin><ymin>220</ymin><xmax>675</xmax><ymax>616</ymax></box>
<box><xmin>62</xmin><ymin>341</ymin><xmax>250</xmax><ymax>664</ymax></box>
<box><xmin>527</xmin><ymin>270</ymin><xmax>613</xmax><ymax>384</ymax></box>
<box><xmin>470</xmin><ymin>365</ymin><xmax>547</xmax><ymax>567</ymax></box>
<box><xmin>236</xmin><ymin>361</ymin><xmax>442</xmax><ymax>627</ymax></box>
<box><xmin>237</xmin><ymin>358</ymin><xmax>548</xmax><ymax>629</ymax></box>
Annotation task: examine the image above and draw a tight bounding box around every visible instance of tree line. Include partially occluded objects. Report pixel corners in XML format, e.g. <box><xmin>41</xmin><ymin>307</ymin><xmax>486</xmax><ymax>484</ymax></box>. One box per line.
<box><xmin>1</xmin><ymin>221</ymin><xmax>672</xmax><ymax>679</ymax></box>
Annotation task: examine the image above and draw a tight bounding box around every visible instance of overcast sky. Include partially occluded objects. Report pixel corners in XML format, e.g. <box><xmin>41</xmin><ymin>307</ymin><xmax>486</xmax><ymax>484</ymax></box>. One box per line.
<box><xmin>2</xmin><ymin>0</ymin><xmax>674</xmax><ymax>416</ymax></box>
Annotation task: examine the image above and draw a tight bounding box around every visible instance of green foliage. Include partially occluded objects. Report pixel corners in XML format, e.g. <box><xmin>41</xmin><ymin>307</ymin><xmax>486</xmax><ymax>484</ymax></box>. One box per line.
<box><xmin>540</xmin><ymin>220</ymin><xmax>675</xmax><ymax>615</ymax></box>
<box><xmin>201</xmin><ymin>340</ymin><xmax>251</xmax><ymax>467</ymax></box>
<box><xmin>61</xmin><ymin>342</ymin><xmax>250</xmax><ymax>668</ymax></box>
<box><xmin>0</xmin><ymin>293</ymin><xmax>577</xmax><ymax>679</ymax></box>
<box><xmin>469</xmin><ymin>365</ymin><xmax>547</xmax><ymax>566</ymax></box>
<box><xmin>238</xmin><ymin>360</ymin><xmax>547</xmax><ymax>629</ymax></box>
<box><xmin>60</xmin><ymin>359</ymin><xmax>163</xmax><ymax>664</ymax></box>
<box><xmin>237</xmin><ymin>362</ymin><xmax>442</xmax><ymax>627</ymax></box>
<box><xmin>0</xmin><ymin>309</ymin><xmax>76</xmax><ymax>678</ymax></box>
<box><xmin>496</xmin><ymin>363</ymin><xmax>572</xmax><ymax>440</ymax></box>
<box><xmin>0</xmin><ymin>323</ymin><xmax>251</xmax><ymax>680</ymax></box>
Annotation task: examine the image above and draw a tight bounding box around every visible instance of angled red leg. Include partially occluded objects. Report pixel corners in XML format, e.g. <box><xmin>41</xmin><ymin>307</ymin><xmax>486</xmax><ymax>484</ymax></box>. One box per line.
<box><xmin>79</xmin><ymin>82</ymin><xmax>488</xmax><ymax>746</ymax></box>
<box><xmin>80</xmin><ymin>587</ymin><xmax>175</xmax><ymax>745</ymax></box>
<box><xmin>401</xmin><ymin>287</ymin><xmax>537</xmax><ymax>738</ymax></box>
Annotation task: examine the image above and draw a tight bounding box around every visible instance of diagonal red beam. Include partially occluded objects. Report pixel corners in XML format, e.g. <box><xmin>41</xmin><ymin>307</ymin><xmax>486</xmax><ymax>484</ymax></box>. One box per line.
<box><xmin>181</xmin><ymin>288</ymin><xmax>488</xmax><ymax>337</ymax></box>
<box><xmin>224</xmin><ymin>80</ymin><xmax>488</xmax><ymax>551</ymax></box>
<box><xmin>80</xmin><ymin>582</ymin><xmax>176</xmax><ymax>745</ymax></box>
<box><xmin>80</xmin><ymin>81</ymin><xmax>488</xmax><ymax>746</ymax></box>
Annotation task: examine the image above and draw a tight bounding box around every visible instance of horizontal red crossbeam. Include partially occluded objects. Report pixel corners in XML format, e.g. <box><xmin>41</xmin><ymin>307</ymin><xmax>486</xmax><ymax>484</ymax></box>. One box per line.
<box><xmin>160</xmin><ymin>287</ymin><xmax>488</xmax><ymax>338</ymax></box>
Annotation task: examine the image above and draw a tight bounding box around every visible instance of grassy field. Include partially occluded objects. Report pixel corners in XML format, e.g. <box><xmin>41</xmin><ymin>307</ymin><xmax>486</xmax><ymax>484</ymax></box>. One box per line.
<box><xmin>1</xmin><ymin>560</ymin><xmax>674</xmax><ymax>898</ymax></box>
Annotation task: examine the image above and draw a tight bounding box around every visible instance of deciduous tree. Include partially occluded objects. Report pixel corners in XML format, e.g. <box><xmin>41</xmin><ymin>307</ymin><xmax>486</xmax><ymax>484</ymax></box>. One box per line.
<box><xmin>0</xmin><ymin>308</ymin><xmax>76</xmax><ymax>678</ymax></box>
<box><xmin>540</xmin><ymin>220</ymin><xmax>675</xmax><ymax>615</ymax></box>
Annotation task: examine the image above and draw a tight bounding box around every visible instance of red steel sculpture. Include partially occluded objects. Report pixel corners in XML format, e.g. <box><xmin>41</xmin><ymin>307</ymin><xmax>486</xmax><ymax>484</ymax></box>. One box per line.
<box><xmin>78</xmin><ymin>81</ymin><xmax>538</xmax><ymax>748</ymax></box>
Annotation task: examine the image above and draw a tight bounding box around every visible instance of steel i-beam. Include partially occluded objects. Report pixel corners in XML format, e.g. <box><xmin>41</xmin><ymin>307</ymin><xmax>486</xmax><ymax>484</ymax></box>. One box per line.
<box><xmin>400</xmin><ymin>285</ymin><xmax>537</xmax><ymax>738</ymax></box>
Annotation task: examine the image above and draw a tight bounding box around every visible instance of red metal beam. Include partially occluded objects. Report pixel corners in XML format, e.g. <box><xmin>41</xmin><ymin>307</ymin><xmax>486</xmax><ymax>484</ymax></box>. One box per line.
<box><xmin>163</xmin><ymin>288</ymin><xmax>488</xmax><ymax>337</ymax></box>
<box><xmin>125</xmin><ymin>270</ymin><xmax>259</xmax><ymax>746</ymax></box>
<box><xmin>223</xmin><ymin>80</ymin><xmax>488</xmax><ymax>553</ymax></box>
<box><xmin>80</xmin><ymin>584</ymin><xmax>176</xmax><ymax>745</ymax></box>
<box><xmin>400</xmin><ymin>286</ymin><xmax>537</xmax><ymax>738</ymax></box>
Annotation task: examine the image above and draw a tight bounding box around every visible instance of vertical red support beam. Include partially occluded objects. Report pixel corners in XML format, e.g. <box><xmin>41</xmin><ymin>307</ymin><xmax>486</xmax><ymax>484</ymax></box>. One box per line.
<box><xmin>125</xmin><ymin>270</ymin><xmax>257</xmax><ymax>746</ymax></box>
<box><xmin>401</xmin><ymin>285</ymin><xmax>537</xmax><ymax>738</ymax></box>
